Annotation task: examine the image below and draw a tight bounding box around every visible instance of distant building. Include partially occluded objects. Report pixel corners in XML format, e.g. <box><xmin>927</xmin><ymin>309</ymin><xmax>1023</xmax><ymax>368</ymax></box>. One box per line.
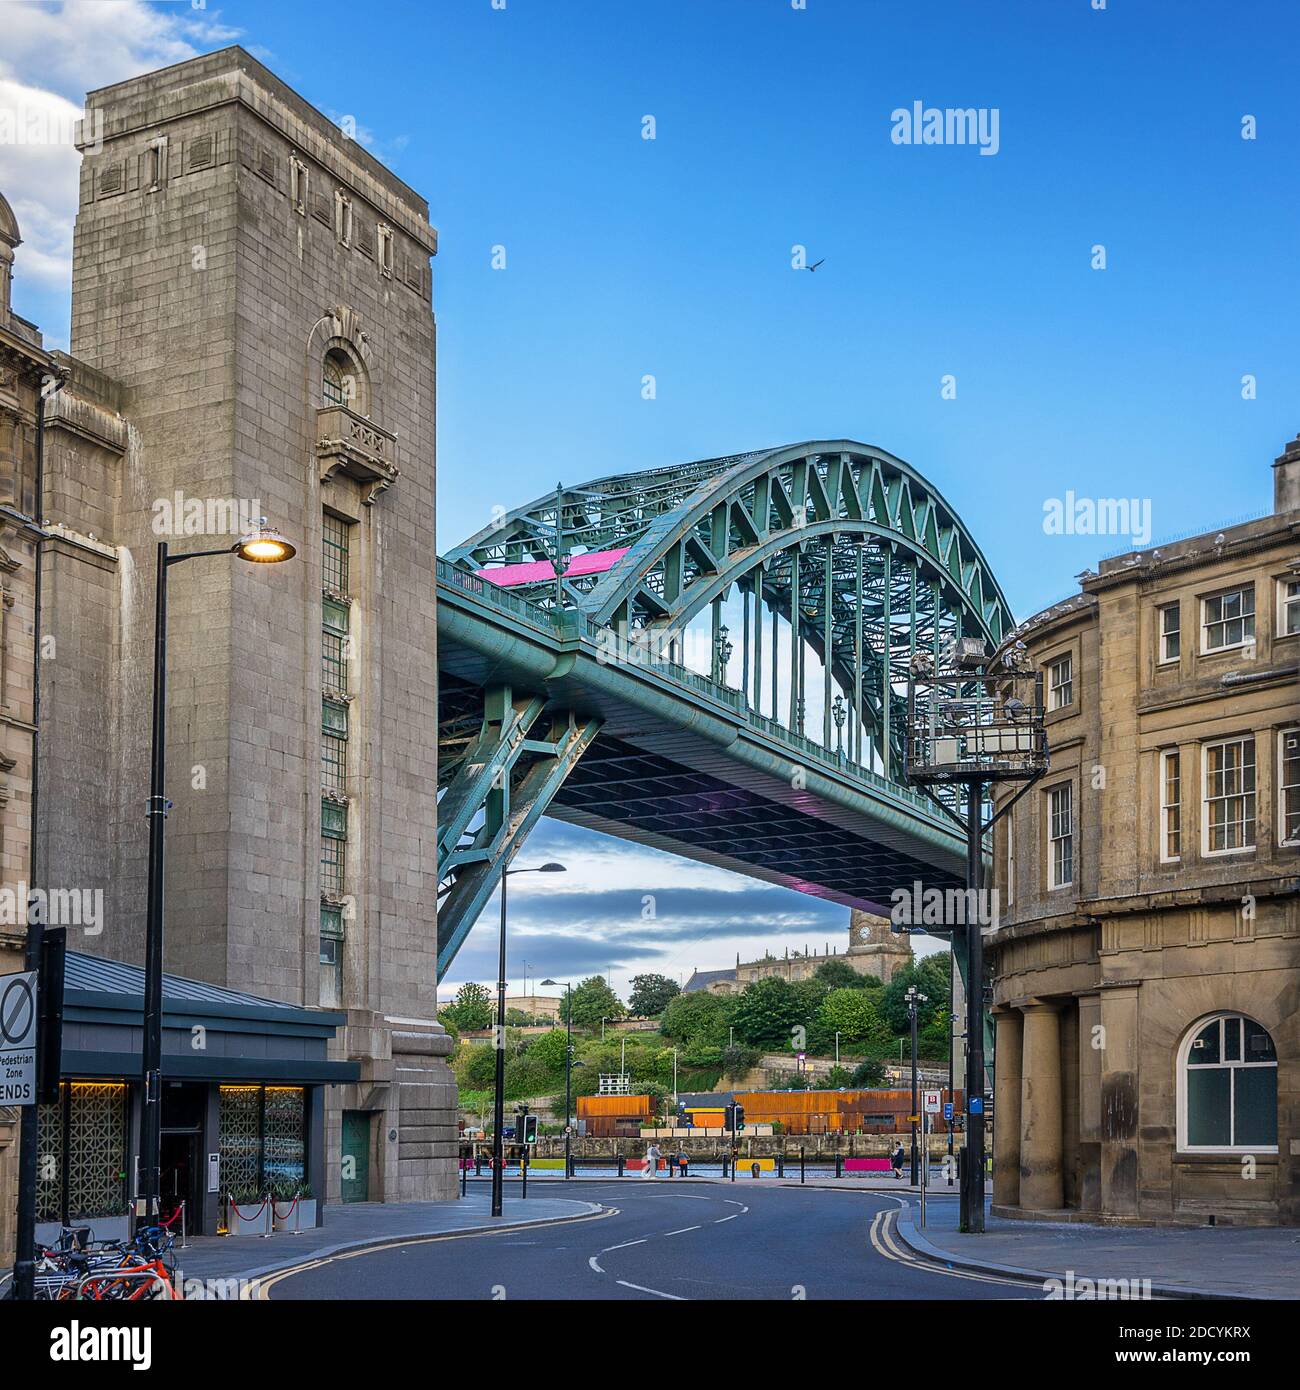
<box><xmin>683</xmin><ymin>912</ymin><xmax>913</xmax><ymax>995</ymax></box>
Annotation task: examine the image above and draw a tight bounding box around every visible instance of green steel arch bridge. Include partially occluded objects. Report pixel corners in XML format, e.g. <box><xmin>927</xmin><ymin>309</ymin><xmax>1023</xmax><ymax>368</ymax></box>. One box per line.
<box><xmin>435</xmin><ymin>440</ymin><xmax>1012</xmax><ymax>981</ymax></box>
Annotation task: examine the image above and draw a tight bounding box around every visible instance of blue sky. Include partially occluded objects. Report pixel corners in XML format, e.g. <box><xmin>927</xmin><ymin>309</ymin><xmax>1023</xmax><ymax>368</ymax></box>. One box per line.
<box><xmin>4</xmin><ymin>0</ymin><xmax>1297</xmax><ymax>998</ymax></box>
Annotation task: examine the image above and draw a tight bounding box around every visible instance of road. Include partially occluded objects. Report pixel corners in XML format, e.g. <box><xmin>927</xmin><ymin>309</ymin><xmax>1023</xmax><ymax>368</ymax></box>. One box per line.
<box><xmin>253</xmin><ymin>1183</ymin><xmax>1045</xmax><ymax>1301</ymax></box>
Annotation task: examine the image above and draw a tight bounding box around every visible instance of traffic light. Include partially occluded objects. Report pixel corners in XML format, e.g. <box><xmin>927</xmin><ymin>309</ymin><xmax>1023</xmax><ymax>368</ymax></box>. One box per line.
<box><xmin>725</xmin><ymin>1102</ymin><xmax>744</xmax><ymax>1133</ymax></box>
<box><xmin>520</xmin><ymin>1113</ymin><xmax>539</xmax><ymax>1145</ymax></box>
<box><xmin>733</xmin><ymin>1103</ymin><xmax>745</xmax><ymax>1133</ymax></box>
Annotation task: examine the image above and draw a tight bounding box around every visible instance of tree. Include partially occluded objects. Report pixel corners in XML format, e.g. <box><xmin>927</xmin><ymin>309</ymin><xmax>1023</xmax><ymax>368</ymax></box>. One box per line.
<box><xmin>815</xmin><ymin>989</ymin><xmax>892</xmax><ymax>1053</ymax></box>
<box><xmin>628</xmin><ymin>973</ymin><xmax>681</xmax><ymax>1017</ymax></box>
<box><xmin>825</xmin><ymin>1064</ymin><xmax>853</xmax><ymax>1088</ymax></box>
<box><xmin>527</xmin><ymin>1028</ymin><xmax>572</xmax><ymax>1080</ymax></box>
<box><xmin>660</xmin><ymin>990</ymin><xmax>734</xmax><ymax>1048</ymax></box>
<box><xmin>562</xmin><ymin>976</ymin><xmax>625</xmax><ymax>1031</ymax></box>
<box><xmin>879</xmin><ymin>955</ymin><xmax>950</xmax><ymax>1035</ymax></box>
<box><xmin>919</xmin><ymin>1006</ymin><xmax>951</xmax><ymax>1060</ymax></box>
<box><xmin>814</xmin><ymin>958</ymin><xmax>867</xmax><ymax>991</ymax></box>
<box><xmin>454</xmin><ymin>1041</ymin><xmax>497</xmax><ymax>1091</ymax></box>
<box><xmin>850</xmin><ymin>1056</ymin><xmax>887</xmax><ymax>1087</ymax></box>
<box><xmin>441</xmin><ymin>981</ymin><xmax>494</xmax><ymax>1033</ymax></box>
<box><xmin>731</xmin><ymin>977</ymin><xmax>804</xmax><ymax>1049</ymax></box>
<box><xmin>721</xmin><ymin>1044</ymin><xmax>760</xmax><ymax>1081</ymax></box>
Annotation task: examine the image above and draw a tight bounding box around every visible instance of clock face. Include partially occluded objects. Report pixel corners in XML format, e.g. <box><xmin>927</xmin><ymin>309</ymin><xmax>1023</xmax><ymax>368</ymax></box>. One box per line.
<box><xmin>858</xmin><ymin>927</ymin><xmax>869</xmax><ymax>942</ymax></box>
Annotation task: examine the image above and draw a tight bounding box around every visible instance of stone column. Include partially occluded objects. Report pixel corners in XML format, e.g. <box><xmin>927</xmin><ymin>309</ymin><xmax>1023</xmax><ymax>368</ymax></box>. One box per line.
<box><xmin>1076</xmin><ymin>992</ymin><xmax>1103</xmax><ymax>1212</ymax></box>
<box><xmin>992</xmin><ymin>1009</ymin><xmax>1023</xmax><ymax>1208</ymax></box>
<box><xmin>1020</xmin><ymin>1001</ymin><xmax>1064</xmax><ymax>1212</ymax></box>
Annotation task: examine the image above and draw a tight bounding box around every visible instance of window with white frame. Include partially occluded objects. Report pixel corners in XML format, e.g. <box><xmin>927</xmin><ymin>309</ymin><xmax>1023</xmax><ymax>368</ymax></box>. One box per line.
<box><xmin>1202</xmin><ymin>736</ymin><xmax>1256</xmax><ymax>854</ymax></box>
<box><xmin>1280</xmin><ymin>729</ymin><xmax>1300</xmax><ymax>847</ymax></box>
<box><xmin>1201</xmin><ymin>585</ymin><xmax>1254</xmax><ymax>653</ymax></box>
<box><xmin>1158</xmin><ymin>602</ymin><xmax>1180</xmax><ymax>664</ymax></box>
<box><xmin>1280</xmin><ymin>578</ymin><xmax>1300</xmax><ymax>637</ymax></box>
<box><xmin>1159</xmin><ymin>749</ymin><xmax>1181</xmax><ymax>862</ymax></box>
<box><xmin>1047</xmin><ymin>783</ymin><xmax>1073</xmax><ymax>888</ymax></box>
<box><xmin>1048</xmin><ymin>653</ymin><xmax>1073</xmax><ymax>710</ymax></box>
<box><xmin>1179</xmin><ymin>1014</ymin><xmax>1276</xmax><ymax>1152</ymax></box>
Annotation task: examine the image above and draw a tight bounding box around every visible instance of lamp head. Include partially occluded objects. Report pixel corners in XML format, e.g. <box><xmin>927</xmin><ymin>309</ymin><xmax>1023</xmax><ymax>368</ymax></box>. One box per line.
<box><xmin>234</xmin><ymin>518</ymin><xmax>296</xmax><ymax>564</ymax></box>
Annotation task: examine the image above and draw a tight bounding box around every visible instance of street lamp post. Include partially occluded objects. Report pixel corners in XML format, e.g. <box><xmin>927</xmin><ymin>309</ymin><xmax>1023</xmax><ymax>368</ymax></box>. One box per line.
<box><xmin>491</xmin><ymin>863</ymin><xmax>565</xmax><ymax>1218</ymax></box>
<box><xmin>138</xmin><ymin>521</ymin><xmax>294</xmax><ymax>1231</ymax></box>
<box><xmin>906</xmin><ymin>985</ymin><xmax>927</xmax><ymax>1187</ymax></box>
<box><xmin>541</xmin><ymin>977</ymin><xmax>573</xmax><ymax>1180</ymax></box>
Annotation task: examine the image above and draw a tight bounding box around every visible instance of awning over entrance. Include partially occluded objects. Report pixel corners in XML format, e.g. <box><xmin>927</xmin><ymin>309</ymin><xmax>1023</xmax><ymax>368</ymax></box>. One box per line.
<box><xmin>59</xmin><ymin>951</ymin><xmax>359</xmax><ymax>1085</ymax></box>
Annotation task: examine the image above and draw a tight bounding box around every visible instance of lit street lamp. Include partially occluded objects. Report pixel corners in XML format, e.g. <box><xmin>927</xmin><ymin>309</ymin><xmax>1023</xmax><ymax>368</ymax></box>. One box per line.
<box><xmin>491</xmin><ymin>862</ymin><xmax>565</xmax><ymax>1218</ymax></box>
<box><xmin>541</xmin><ymin>976</ymin><xmax>573</xmax><ymax>1180</ymax></box>
<box><xmin>138</xmin><ymin>520</ymin><xmax>294</xmax><ymax>1232</ymax></box>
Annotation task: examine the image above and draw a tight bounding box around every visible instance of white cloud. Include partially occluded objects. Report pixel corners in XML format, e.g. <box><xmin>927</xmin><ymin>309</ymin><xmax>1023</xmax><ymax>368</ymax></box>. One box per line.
<box><xmin>0</xmin><ymin>1</ymin><xmax>240</xmax><ymax>292</ymax></box>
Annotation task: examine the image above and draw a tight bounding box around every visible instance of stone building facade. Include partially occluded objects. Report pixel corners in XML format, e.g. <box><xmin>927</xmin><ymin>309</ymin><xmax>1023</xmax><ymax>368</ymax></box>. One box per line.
<box><xmin>684</xmin><ymin>911</ymin><xmax>913</xmax><ymax>994</ymax></box>
<box><xmin>1</xmin><ymin>46</ymin><xmax>456</xmax><ymax>1244</ymax></box>
<box><xmin>0</xmin><ymin>191</ymin><xmax>60</xmax><ymax>1267</ymax></box>
<box><xmin>989</xmin><ymin>434</ymin><xmax>1300</xmax><ymax>1226</ymax></box>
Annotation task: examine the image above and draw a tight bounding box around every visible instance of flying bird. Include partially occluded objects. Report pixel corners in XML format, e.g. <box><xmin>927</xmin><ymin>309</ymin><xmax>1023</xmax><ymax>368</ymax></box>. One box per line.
<box><xmin>807</xmin><ymin>258</ymin><xmax>825</xmax><ymax>272</ymax></box>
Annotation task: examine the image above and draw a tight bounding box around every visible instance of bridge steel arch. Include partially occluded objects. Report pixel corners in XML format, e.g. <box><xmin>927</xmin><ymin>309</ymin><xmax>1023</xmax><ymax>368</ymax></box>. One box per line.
<box><xmin>438</xmin><ymin>441</ymin><xmax>1013</xmax><ymax>980</ymax></box>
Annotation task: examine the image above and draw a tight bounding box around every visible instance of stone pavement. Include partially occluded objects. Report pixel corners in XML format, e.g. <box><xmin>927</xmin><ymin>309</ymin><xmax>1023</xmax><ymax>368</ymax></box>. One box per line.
<box><xmin>896</xmin><ymin>1197</ymin><xmax>1300</xmax><ymax>1300</ymax></box>
<box><xmin>172</xmin><ymin>1195</ymin><xmax>604</xmax><ymax>1285</ymax></box>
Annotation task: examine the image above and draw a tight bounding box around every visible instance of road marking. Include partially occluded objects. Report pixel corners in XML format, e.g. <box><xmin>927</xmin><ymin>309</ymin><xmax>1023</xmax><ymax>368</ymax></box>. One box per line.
<box><xmin>249</xmin><ymin>1206</ymin><xmax>615</xmax><ymax>1299</ymax></box>
<box><xmin>867</xmin><ymin>1209</ymin><xmax>1040</xmax><ymax>1292</ymax></box>
<box><xmin>616</xmin><ymin>1279</ymin><xmax>684</xmax><ymax>1300</ymax></box>
<box><xmin>713</xmin><ymin>1213</ymin><xmax>737</xmax><ymax>1223</ymax></box>
<box><xmin>605</xmin><ymin>1238</ymin><xmax>646</xmax><ymax>1250</ymax></box>
<box><xmin>588</xmin><ymin>1255</ymin><xmax>604</xmax><ymax>1273</ymax></box>
<box><xmin>661</xmin><ymin>1225</ymin><xmax>700</xmax><ymax>1237</ymax></box>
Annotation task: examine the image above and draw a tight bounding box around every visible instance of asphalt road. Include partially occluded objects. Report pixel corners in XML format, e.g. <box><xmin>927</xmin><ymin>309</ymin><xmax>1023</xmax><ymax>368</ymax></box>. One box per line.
<box><xmin>255</xmin><ymin>1183</ymin><xmax>1045</xmax><ymax>1301</ymax></box>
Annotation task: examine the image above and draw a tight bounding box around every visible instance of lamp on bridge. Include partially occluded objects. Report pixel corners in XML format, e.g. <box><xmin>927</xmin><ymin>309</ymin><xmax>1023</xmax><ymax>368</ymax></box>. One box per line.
<box><xmin>832</xmin><ymin>693</ymin><xmax>846</xmax><ymax>758</ymax></box>
<box><xmin>491</xmin><ymin>862</ymin><xmax>565</xmax><ymax>1218</ymax></box>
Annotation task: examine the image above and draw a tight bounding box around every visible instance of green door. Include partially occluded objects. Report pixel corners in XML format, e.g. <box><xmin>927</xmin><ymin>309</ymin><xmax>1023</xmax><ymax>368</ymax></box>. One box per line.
<box><xmin>340</xmin><ymin>1111</ymin><xmax>370</xmax><ymax>1202</ymax></box>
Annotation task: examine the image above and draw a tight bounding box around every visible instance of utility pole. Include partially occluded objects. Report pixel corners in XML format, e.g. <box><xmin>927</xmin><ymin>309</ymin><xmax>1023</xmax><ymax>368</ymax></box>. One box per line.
<box><xmin>906</xmin><ymin>985</ymin><xmax>927</xmax><ymax>1186</ymax></box>
<box><xmin>903</xmin><ymin>635</ymin><xmax>1047</xmax><ymax>1235</ymax></box>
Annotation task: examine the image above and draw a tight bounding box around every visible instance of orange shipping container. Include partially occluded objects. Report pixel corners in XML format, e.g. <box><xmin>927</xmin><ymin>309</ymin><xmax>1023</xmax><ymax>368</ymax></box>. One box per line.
<box><xmin>577</xmin><ymin>1094</ymin><xmax>653</xmax><ymax>1118</ymax></box>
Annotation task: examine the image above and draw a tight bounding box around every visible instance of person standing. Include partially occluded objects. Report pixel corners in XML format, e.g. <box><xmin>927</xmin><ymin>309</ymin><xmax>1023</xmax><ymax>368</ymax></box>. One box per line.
<box><xmin>643</xmin><ymin>1141</ymin><xmax>661</xmax><ymax>1179</ymax></box>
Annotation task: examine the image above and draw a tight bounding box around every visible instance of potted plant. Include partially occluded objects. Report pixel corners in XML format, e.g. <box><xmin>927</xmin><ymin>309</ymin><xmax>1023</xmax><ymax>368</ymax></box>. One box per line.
<box><xmin>224</xmin><ymin>1187</ymin><xmax>272</xmax><ymax>1237</ymax></box>
<box><xmin>272</xmin><ymin>1182</ymin><xmax>317</xmax><ymax>1233</ymax></box>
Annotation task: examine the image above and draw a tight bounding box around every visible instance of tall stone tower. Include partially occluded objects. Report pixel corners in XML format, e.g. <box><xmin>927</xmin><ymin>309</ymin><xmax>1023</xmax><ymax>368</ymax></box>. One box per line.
<box><xmin>42</xmin><ymin>48</ymin><xmax>452</xmax><ymax>1202</ymax></box>
<box><xmin>847</xmin><ymin>909</ymin><xmax>913</xmax><ymax>984</ymax></box>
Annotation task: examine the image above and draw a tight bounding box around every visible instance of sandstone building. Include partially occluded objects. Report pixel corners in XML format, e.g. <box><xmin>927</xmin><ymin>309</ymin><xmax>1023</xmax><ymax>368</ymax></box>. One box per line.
<box><xmin>2</xmin><ymin>47</ymin><xmax>455</xmax><ymax>1253</ymax></box>
<box><xmin>990</xmin><ymin>435</ymin><xmax>1299</xmax><ymax>1225</ymax></box>
<box><xmin>684</xmin><ymin>910</ymin><xmax>914</xmax><ymax>994</ymax></box>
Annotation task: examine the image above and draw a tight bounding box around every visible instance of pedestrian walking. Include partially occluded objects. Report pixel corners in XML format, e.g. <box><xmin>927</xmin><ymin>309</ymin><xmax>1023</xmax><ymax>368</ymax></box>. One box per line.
<box><xmin>643</xmin><ymin>1141</ymin><xmax>661</xmax><ymax>1179</ymax></box>
<box><xmin>890</xmin><ymin>1141</ymin><xmax>905</xmax><ymax>1179</ymax></box>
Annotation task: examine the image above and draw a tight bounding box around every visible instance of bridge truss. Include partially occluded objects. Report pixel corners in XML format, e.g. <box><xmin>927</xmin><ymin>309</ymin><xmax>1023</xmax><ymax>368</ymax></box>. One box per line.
<box><xmin>437</xmin><ymin>441</ymin><xmax>1013</xmax><ymax>980</ymax></box>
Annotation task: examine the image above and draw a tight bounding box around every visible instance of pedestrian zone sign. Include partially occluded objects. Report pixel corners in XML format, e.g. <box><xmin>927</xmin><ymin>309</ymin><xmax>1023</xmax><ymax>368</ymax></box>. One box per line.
<box><xmin>0</xmin><ymin>971</ymin><xmax>37</xmax><ymax>1105</ymax></box>
<box><xmin>923</xmin><ymin>1090</ymin><xmax>941</xmax><ymax>1114</ymax></box>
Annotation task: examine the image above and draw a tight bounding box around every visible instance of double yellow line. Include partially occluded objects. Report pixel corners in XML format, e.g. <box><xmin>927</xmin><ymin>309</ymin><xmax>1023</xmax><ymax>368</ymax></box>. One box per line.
<box><xmin>868</xmin><ymin>1208</ymin><xmax>1042</xmax><ymax>1294</ymax></box>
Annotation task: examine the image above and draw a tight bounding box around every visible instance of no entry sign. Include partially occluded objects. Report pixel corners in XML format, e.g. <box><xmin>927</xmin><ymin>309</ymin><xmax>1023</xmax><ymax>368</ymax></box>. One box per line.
<box><xmin>0</xmin><ymin>970</ymin><xmax>37</xmax><ymax>1104</ymax></box>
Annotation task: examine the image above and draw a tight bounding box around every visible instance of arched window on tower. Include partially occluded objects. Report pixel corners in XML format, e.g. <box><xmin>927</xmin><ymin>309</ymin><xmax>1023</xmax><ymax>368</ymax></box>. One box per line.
<box><xmin>1178</xmin><ymin>1013</ymin><xmax>1277</xmax><ymax>1152</ymax></box>
<box><xmin>322</xmin><ymin>352</ymin><xmax>348</xmax><ymax>408</ymax></box>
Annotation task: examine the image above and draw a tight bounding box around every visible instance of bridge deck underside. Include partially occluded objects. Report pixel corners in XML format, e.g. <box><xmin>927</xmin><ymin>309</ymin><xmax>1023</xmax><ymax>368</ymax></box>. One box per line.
<box><xmin>545</xmin><ymin>733</ymin><xmax>962</xmax><ymax>912</ymax></box>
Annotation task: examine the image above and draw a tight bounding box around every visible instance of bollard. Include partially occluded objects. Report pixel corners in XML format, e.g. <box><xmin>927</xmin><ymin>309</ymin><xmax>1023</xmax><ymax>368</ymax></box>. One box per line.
<box><xmin>475</xmin><ymin>1153</ymin><xmax>483</xmax><ymax>1177</ymax></box>
<box><xmin>461</xmin><ymin>1157</ymin><xmax>468</xmax><ymax>1197</ymax></box>
<box><xmin>835</xmin><ymin>1154</ymin><xmax>843</xmax><ymax>1179</ymax></box>
<box><xmin>777</xmin><ymin>1153</ymin><xmax>784</xmax><ymax>1178</ymax></box>
<box><xmin>750</xmin><ymin>1163</ymin><xmax>760</xmax><ymax>1179</ymax></box>
<box><xmin>617</xmin><ymin>1153</ymin><xmax>625</xmax><ymax>1178</ymax></box>
<box><xmin>800</xmin><ymin>1147</ymin><xmax>806</xmax><ymax>1184</ymax></box>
